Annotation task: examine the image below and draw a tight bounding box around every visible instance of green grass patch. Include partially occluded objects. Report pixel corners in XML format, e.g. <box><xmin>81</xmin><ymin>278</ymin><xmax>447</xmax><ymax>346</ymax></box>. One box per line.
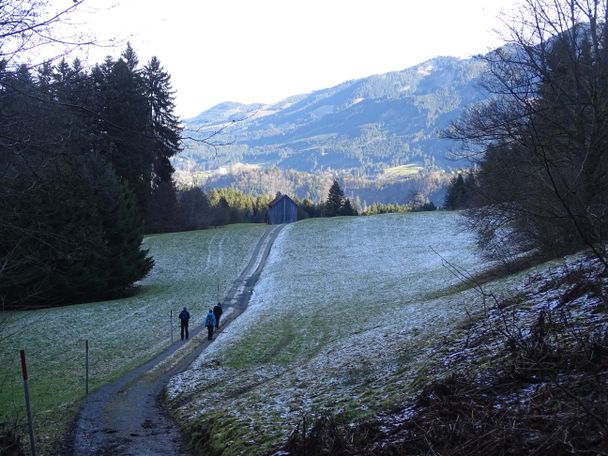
<box><xmin>0</xmin><ymin>223</ymin><xmax>266</xmax><ymax>454</ymax></box>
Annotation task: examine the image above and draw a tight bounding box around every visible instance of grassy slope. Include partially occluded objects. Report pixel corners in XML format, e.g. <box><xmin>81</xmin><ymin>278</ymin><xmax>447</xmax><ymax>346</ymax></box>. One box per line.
<box><xmin>168</xmin><ymin>212</ymin><xmax>514</xmax><ymax>455</ymax></box>
<box><xmin>278</xmin><ymin>252</ymin><xmax>608</xmax><ymax>455</ymax></box>
<box><xmin>0</xmin><ymin>224</ymin><xmax>266</xmax><ymax>453</ymax></box>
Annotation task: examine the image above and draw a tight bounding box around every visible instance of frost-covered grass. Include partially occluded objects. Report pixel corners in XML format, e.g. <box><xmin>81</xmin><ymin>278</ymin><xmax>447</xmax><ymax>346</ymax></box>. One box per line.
<box><xmin>332</xmin><ymin>252</ymin><xmax>608</xmax><ymax>455</ymax></box>
<box><xmin>168</xmin><ymin>212</ymin><xmax>507</xmax><ymax>455</ymax></box>
<box><xmin>0</xmin><ymin>223</ymin><xmax>266</xmax><ymax>453</ymax></box>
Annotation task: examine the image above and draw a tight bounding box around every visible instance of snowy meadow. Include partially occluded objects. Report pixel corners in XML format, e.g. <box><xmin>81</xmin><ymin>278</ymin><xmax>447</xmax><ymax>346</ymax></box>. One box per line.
<box><xmin>0</xmin><ymin>224</ymin><xmax>266</xmax><ymax>450</ymax></box>
<box><xmin>167</xmin><ymin>212</ymin><xmax>497</xmax><ymax>454</ymax></box>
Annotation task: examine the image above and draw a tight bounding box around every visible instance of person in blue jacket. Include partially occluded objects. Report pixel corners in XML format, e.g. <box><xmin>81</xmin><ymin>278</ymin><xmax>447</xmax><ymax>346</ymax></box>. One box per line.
<box><xmin>178</xmin><ymin>307</ymin><xmax>190</xmax><ymax>340</ymax></box>
<box><xmin>205</xmin><ymin>309</ymin><xmax>216</xmax><ymax>340</ymax></box>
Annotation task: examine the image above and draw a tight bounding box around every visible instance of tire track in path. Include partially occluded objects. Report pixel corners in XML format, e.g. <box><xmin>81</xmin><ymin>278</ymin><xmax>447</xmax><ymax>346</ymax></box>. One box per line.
<box><xmin>68</xmin><ymin>224</ymin><xmax>285</xmax><ymax>455</ymax></box>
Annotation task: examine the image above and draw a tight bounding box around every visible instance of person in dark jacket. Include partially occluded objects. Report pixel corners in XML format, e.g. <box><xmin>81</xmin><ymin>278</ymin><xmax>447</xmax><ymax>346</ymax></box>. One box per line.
<box><xmin>178</xmin><ymin>307</ymin><xmax>190</xmax><ymax>340</ymax></box>
<box><xmin>213</xmin><ymin>302</ymin><xmax>223</xmax><ymax>329</ymax></box>
<box><xmin>205</xmin><ymin>309</ymin><xmax>216</xmax><ymax>340</ymax></box>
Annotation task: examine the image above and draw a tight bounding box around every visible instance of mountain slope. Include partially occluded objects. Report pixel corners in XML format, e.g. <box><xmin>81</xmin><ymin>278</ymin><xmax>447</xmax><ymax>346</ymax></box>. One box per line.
<box><xmin>177</xmin><ymin>56</ymin><xmax>488</xmax><ymax>178</ymax></box>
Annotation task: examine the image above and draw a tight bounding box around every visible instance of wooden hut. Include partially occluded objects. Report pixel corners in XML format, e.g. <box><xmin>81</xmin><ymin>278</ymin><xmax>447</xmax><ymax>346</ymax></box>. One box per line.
<box><xmin>267</xmin><ymin>194</ymin><xmax>298</xmax><ymax>224</ymax></box>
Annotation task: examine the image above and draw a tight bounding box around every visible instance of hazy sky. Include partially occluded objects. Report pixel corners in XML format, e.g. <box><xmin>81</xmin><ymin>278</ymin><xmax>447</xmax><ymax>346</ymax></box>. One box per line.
<box><xmin>70</xmin><ymin>0</ymin><xmax>521</xmax><ymax>118</ymax></box>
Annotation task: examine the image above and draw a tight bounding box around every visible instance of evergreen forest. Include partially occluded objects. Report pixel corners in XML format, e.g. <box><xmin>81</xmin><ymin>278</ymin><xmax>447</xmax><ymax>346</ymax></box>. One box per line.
<box><xmin>0</xmin><ymin>45</ymin><xmax>180</xmax><ymax>308</ymax></box>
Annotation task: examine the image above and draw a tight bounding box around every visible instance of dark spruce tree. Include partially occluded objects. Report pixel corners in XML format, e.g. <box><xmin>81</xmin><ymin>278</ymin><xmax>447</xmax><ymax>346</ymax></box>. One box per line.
<box><xmin>340</xmin><ymin>198</ymin><xmax>358</xmax><ymax>216</ymax></box>
<box><xmin>444</xmin><ymin>174</ymin><xmax>466</xmax><ymax>209</ymax></box>
<box><xmin>143</xmin><ymin>56</ymin><xmax>182</xmax><ymax>232</ymax></box>
<box><xmin>443</xmin><ymin>172</ymin><xmax>476</xmax><ymax>210</ymax></box>
<box><xmin>325</xmin><ymin>180</ymin><xmax>345</xmax><ymax>216</ymax></box>
<box><xmin>0</xmin><ymin>149</ymin><xmax>153</xmax><ymax>308</ymax></box>
<box><xmin>98</xmin><ymin>160</ymin><xmax>154</xmax><ymax>293</ymax></box>
<box><xmin>93</xmin><ymin>50</ymin><xmax>153</xmax><ymax>214</ymax></box>
<box><xmin>324</xmin><ymin>181</ymin><xmax>357</xmax><ymax>216</ymax></box>
<box><xmin>0</xmin><ymin>52</ymin><xmax>155</xmax><ymax>308</ymax></box>
<box><xmin>85</xmin><ymin>46</ymin><xmax>184</xmax><ymax>233</ymax></box>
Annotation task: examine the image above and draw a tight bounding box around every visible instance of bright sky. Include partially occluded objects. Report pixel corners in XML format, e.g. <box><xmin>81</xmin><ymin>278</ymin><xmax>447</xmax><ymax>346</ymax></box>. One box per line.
<box><xmin>68</xmin><ymin>0</ymin><xmax>520</xmax><ymax>119</ymax></box>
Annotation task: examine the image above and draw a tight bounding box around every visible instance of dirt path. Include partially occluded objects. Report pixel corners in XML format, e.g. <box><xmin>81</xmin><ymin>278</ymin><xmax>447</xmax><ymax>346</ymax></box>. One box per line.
<box><xmin>68</xmin><ymin>224</ymin><xmax>285</xmax><ymax>455</ymax></box>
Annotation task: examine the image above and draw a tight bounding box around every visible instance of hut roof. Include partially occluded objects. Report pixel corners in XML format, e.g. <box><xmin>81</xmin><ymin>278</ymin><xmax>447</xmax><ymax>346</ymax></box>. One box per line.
<box><xmin>268</xmin><ymin>194</ymin><xmax>297</xmax><ymax>208</ymax></box>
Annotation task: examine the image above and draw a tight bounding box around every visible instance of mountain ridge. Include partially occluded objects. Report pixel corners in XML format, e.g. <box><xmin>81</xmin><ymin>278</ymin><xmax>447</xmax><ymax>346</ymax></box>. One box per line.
<box><xmin>174</xmin><ymin>54</ymin><xmax>490</xmax><ymax>204</ymax></box>
<box><xmin>190</xmin><ymin>55</ymin><xmax>482</xmax><ymax>123</ymax></box>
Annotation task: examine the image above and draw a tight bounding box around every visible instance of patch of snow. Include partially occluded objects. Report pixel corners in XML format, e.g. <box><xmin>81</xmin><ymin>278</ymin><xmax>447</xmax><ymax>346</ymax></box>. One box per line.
<box><xmin>497</xmin><ymin>382</ymin><xmax>549</xmax><ymax>409</ymax></box>
<box><xmin>378</xmin><ymin>404</ymin><xmax>418</xmax><ymax>430</ymax></box>
<box><xmin>417</xmin><ymin>63</ymin><xmax>434</xmax><ymax>76</ymax></box>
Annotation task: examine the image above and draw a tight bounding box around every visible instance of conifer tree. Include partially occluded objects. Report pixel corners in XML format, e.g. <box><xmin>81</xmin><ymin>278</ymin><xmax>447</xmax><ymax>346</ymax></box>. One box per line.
<box><xmin>340</xmin><ymin>198</ymin><xmax>358</xmax><ymax>216</ymax></box>
<box><xmin>122</xmin><ymin>42</ymin><xmax>139</xmax><ymax>71</ymax></box>
<box><xmin>0</xmin><ymin>149</ymin><xmax>153</xmax><ymax>307</ymax></box>
<box><xmin>178</xmin><ymin>187</ymin><xmax>212</xmax><ymax>230</ymax></box>
<box><xmin>94</xmin><ymin>51</ymin><xmax>153</xmax><ymax>213</ymax></box>
<box><xmin>143</xmin><ymin>56</ymin><xmax>181</xmax><ymax>173</ymax></box>
<box><xmin>444</xmin><ymin>174</ymin><xmax>466</xmax><ymax>210</ymax></box>
<box><xmin>143</xmin><ymin>56</ymin><xmax>182</xmax><ymax>232</ymax></box>
<box><xmin>326</xmin><ymin>180</ymin><xmax>345</xmax><ymax>216</ymax></box>
<box><xmin>0</xmin><ymin>52</ymin><xmax>155</xmax><ymax>308</ymax></box>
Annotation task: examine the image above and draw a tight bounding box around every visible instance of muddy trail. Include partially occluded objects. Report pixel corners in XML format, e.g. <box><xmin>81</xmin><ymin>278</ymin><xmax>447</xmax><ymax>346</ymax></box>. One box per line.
<box><xmin>67</xmin><ymin>225</ymin><xmax>284</xmax><ymax>455</ymax></box>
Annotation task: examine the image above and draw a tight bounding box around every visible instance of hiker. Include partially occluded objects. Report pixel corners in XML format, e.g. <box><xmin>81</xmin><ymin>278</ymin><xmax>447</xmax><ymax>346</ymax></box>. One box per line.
<box><xmin>178</xmin><ymin>307</ymin><xmax>190</xmax><ymax>340</ymax></box>
<box><xmin>205</xmin><ymin>309</ymin><xmax>216</xmax><ymax>340</ymax></box>
<box><xmin>213</xmin><ymin>302</ymin><xmax>223</xmax><ymax>329</ymax></box>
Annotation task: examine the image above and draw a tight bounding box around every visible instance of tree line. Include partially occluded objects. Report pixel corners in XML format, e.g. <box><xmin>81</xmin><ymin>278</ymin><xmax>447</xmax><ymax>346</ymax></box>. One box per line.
<box><xmin>177</xmin><ymin>179</ymin><xmax>441</xmax><ymax>230</ymax></box>
<box><xmin>177</xmin><ymin>180</ymin><xmax>358</xmax><ymax>229</ymax></box>
<box><xmin>0</xmin><ymin>44</ymin><xmax>181</xmax><ymax>308</ymax></box>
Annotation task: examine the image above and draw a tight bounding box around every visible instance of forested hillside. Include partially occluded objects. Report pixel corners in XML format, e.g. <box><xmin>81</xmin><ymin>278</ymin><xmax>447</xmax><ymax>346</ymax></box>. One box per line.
<box><xmin>180</xmin><ymin>165</ymin><xmax>451</xmax><ymax>207</ymax></box>
<box><xmin>179</xmin><ymin>56</ymin><xmax>486</xmax><ymax>175</ymax></box>
<box><xmin>173</xmin><ymin>56</ymin><xmax>486</xmax><ymax>205</ymax></box>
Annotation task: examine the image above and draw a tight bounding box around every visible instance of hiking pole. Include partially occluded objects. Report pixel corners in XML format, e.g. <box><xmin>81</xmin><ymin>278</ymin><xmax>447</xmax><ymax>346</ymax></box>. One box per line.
<box><xmin>170</xmin><ymin>310</ymin><xmax>174</xmax><ymax>343</ymax></box>
<box><xmin>20</xmin><ymin>350</ymin><xmax>37</xmax><ymax>456</ymax></box>
<box><xmin>85</xmin><ymin>339</ymin><xmax>89</xmax><ymax>396</ymax></box>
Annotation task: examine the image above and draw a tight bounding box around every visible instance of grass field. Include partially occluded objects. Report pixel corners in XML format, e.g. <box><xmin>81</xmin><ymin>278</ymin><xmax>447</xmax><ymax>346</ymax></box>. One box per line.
<box><xmin>167</xmin><ymin>212</ymin><xmax>510</xmax><ymax>455</ymax></box>
<box><xmin>0</xmin><ymin>223</ymin><xmax>266</xmax><ymax>453</ymax></box>
<box><xmin>381</xmin><ymin>164</ymin><xmax>423</xmax><ymax>179</ymax></box>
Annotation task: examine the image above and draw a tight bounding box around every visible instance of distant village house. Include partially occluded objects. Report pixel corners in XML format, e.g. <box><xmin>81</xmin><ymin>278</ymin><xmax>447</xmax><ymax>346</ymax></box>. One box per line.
<box><xmin>267</xmin><ymin>193</ymin><xmax>298</xmax><ymax>224</ymax></box>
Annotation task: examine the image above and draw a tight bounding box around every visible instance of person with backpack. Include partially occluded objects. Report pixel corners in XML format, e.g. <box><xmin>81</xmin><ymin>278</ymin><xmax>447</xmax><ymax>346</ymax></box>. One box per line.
<box><xmin>178</xmin><ymin>307</ymin><xmax>190</xmax><ymax>341</ymax></box>
<box><xmin>205</xmin><ymin>309</ymin><xmax>216</xmax><ymax>340</ymax></box>
<box><xmin>213</xmin><ymin>302</ymin><xmax>223</xmax><ymax>329</ymax></box>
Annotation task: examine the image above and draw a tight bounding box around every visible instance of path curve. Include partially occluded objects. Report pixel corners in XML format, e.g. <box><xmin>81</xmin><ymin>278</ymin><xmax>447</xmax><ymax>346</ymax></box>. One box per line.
<box><xmin>68</xmin><ymin>224</ymin><xmax>285</xmax><ymax>455</ymax></box>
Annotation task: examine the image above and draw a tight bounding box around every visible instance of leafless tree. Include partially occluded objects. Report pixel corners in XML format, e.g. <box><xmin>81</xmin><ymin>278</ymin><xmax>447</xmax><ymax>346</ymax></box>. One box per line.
<box><xmin>448</xmin><ymin>0</ymin><xmax>608</xmax><ymax>269</ymax></box>
<box><xmin>0</xmin><ymin>1</ymin><xmax>98</xmax><ymax>65</ymax></box>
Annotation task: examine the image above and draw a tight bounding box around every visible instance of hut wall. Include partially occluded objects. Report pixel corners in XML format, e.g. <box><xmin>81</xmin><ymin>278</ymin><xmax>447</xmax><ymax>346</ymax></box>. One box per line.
<box><xmin>269</xmin><ymin>197</ymin><xmax>298</xmax><ymax>224</ymax></box>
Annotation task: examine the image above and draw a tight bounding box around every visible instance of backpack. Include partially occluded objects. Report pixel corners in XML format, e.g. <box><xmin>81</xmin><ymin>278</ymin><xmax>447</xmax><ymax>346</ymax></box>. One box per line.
<box><xmin>205</xmin><ymin>313</ymin><xmax>215</xmax><ymax>327</ymax></box>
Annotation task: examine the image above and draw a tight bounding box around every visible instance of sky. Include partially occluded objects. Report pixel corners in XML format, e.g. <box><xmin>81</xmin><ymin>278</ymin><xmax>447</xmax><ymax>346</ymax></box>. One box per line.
<box><xmin>64</xmin><ymin>0</ymin><xmax>521</xmax><ymax>119</ymax></box>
